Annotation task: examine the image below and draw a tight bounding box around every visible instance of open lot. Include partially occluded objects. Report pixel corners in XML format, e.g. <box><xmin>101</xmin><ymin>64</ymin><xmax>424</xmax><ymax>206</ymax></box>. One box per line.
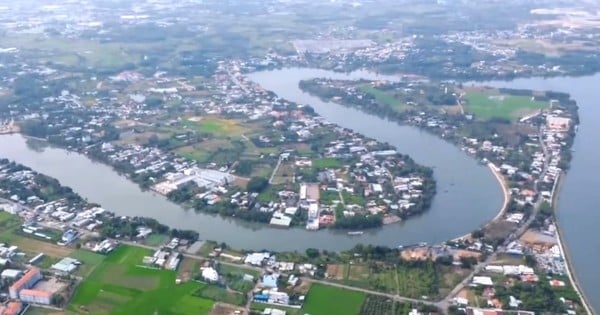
<box><xmin>14</xmin><ymin>237</ymin><xmax>73</xmax><ymax>257</ymax></box>
<box><xmin>464</xmin><ymin>90</ymin><xmax>549</xmax><ymax>121</ymax></box>
<box><xmin>69</xmin><ymin>249</ymin><xmax>107</xmax><ymax>277</ymax></box>
<box><xmin>183</xmin><ymin>117</ymin><xmax>249</xmax><ymax>139</ymax></box>
<box><xmin>302</xmin><ymin>283</ymin><xmax>365</xmax><ymax>315</ymax></box>
<box><xmin>175</xmin><ymin>139</ymin><xmax>233</xmax><ymax>163</ymax></box>
<box><xmin>312</xmin><ymin>158</ymin><xmax>343</xmax><ymax>170</ymax></box>
<box><xmin>361</xmin><ymin>85</ymin><xmax>407</xmax><ymax>112</ymax></box>
<box><xmin>250</xmin><ymin>303</ymin><xmax>302</xmax><ymax>315</ymax></box>
<box><xmin>328</xmin><ymin>262</ymin><xmax>442</xmax><ymax>298</ymax></box>
<box><xmin>2</xmin><ymin>35</ymin><xmax>139</xmax><ymax>69</ymax></box>
<box><xmin>68</xmin><ymin>245</ymin><xmax>213</xmax><ymax>315</ymax></box>
<box><xmin>25</xmin><ymin>307</ymin><xmax>67</xmax><ymax>315</ymax></box>
<box><xmin>0</xmin><ymin>211</ymin><xmax>22</xmax><ymax>241</ymax></box>
<box><xmin>209</xmin><ymin>303</ymin><xmax>245</xmax><ymax>315</ymax></box>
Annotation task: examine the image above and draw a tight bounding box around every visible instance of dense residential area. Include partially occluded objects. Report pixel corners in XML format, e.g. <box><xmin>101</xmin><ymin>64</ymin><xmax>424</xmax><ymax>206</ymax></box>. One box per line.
<box><xmin>0</xmin><ymin>0</ymin><xmax>598</xmax><ymax>315</ymax></box>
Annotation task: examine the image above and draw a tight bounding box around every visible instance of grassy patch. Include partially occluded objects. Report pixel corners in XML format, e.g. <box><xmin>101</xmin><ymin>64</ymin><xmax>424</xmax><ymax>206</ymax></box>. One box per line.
<box><xmin>312</xmin><ymin>158</ymin><xmax>343</xmax><ymax>170</ymax></box>
<box><xmin>194</xmin><ymin>284</ymin><xmax>246</xmax><ymax>306</ymax></box>
<box><xmin>2</xmin><ymin>35</ymin><xmax>139</xmax><ymax>69</ymax></box>
<box><xmin>361</xmin><ymin>85</ymin><xmax>406</xmax><ymax>112</ymax></box>
<box><xmin>183</xmin><ymin>117</ymin><xmax>248</xmax><ymax>138</ymax></box>
<box><xmin>69</xmin><ymin>249</ymin><xmax>107</xmax><ymax>277</ymax></box>
<box><xmin>302</xmin><ymin>283</ymin><xmax>365</xmax><ymax>315</ymax></box>
<box><xmin>144</xmin><ymin>234</ymin><xmax>169</xmax><ymax>247</ymax></box>
<box><xmin>68</xmin><ymin>245</ymin><xmax>214</xmax><ymax>315</ymax></box>
<box><xmin>464</xmin><ymin>91</ymin><xmax>548</xmax><ymax>121</ymax></box>
<box><xmin>342</xmin><ymin>191</ymin><xmax>366</xmax><ymax>206</ymax></box>
<box><xmin>218</xmin><ymin>263</ymin><xmax>261</xmax><ymax>279</ymax></box>
<box><xmin>0</xmin><ymin>212</ymin><xmax>21</xmax><ymax>242</ymax></box>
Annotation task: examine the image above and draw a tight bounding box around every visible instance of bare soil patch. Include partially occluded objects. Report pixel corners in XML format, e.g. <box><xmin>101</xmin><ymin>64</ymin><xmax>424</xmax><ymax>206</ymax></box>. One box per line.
<box><xmin>15</xmin><ymin>237</ymin><xmax>73</xmax><ymax>257</ymax></box>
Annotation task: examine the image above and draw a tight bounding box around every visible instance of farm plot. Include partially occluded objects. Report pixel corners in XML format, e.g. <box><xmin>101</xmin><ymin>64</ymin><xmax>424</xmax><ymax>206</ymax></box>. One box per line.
<box><xmin>301</xmin><ymin>283</ymin><xmax>365</xmax><ymax>315</ymax></box>
<box><xmin>68</xmin><ymin>245</ymin><xmax>213</xmax><ymax>315</ymax></box>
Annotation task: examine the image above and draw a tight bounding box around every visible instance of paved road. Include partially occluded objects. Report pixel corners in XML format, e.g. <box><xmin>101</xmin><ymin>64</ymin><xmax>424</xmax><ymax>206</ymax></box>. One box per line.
<box><xmin>268</xmin><ymin>156</ymin><xmax>283</xmax><ymax>184</ymax></box>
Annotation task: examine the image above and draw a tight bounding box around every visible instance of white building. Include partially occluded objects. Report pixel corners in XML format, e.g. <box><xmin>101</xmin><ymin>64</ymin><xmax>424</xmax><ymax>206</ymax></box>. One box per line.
<box><xmin>1</xmin><ymin>269</ymin><xmax>22</xmax><ymax>280</ymax></box>
<box><xmin>201</xmin><ymin>267</ymin><xmax>219</xmax><ymax>282</ymax></box>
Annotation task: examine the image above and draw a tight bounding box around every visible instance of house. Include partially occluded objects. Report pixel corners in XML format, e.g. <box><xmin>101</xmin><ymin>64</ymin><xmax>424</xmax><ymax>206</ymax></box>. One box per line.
<box><xmin>201</xmin><ymin>267</ymin><xmax>219</xmax><ymax>282</ymax></box>
<box><xmin>270</xmin><ymin>213</ymin><xmax>292</xmax><ymax>228</ymax></box>
<box><xmin>546</xmin><ymin>116</ymin><xmax>570</xmax><ymax>131</ymax></box>
<box><xmin>245</xmin><ymin>252</ymin><xmax>270</xmax><ymax>266</ymax></box>
<box><xmin>1</xmin><ymin>269</ymin><xmax>23</xmax><ymax>280</ymax></box>
<box><xmin>509</xmin><ymin>296</ymin><xmax>522</xmax><ymax>308</ymax></box>
<box><xmin>472</xmin><ymin>276</ymin><xmax>494</xmax><ymax>286</ymax></box>
<box><xmin>262</xmin><ymin>308</ymin><xmax>286</xmax><ymax>315</ymax></box>
<box><xmin>466</xmin><ymin>307</ymin><xmax>503</xmax><ymax>315</ymax></box>
<box><xmin>454</xmin><ymin>297</ymin><xmax>469</xmax><ymax>306</ymax></box>
<box><xmin>51</xmin><ymin>257</ymin><xmax>80</xmax><ymax>274</ymax></box>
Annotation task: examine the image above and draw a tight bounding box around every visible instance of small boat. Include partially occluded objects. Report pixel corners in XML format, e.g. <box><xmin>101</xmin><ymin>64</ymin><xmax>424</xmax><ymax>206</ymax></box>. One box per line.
<box><xmin>347</xmin><ymin>231</ymin><xmax>364</xmax><ymax>236</ymax></box>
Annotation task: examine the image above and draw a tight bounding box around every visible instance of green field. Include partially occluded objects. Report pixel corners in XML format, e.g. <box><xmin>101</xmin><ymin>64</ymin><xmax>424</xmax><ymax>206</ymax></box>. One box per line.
<box><xmin>144</xmin><ymin>234</ymin><xmax>169</xmax><ymax>247</ymax></box>
<box><xmin>69</xmin><ymin>245</ymin><xmax>213</xmax><ymax>315</ymax></box>
<box><xmin>0</xmin><ymin>211</ymin><xmax>22</xmax><ymax>242</ymax></box>
<box><xmin>464</xmin><ymin>91</ymin><xmax>548</xmax><ymax>121</ymax></box>
<box><xmin>361</xmin><ymin>86</ymin><xmax>406</xmax><ymax>112</ymax></box>
<box><xmin>69</xmin><ymin>249</ymin><xmax>107</xmax><ymax>277</ymax></box>
<box><xmin>313</xmin><ymin>158</ymin><xmax>343</xmax><ymax>170</ymax></box>
<box><xmin>2</xmin><ymin>35</ymin><xmax>140</xmax><ymax>69</ymax></box>
<box><xmin>302</xmin><ymin>284</ymin><xmax>365</xmax><ymax>315</ymax></box>
<box><xmin>182</xmin><ymin>117</ymin><xmax>248</xmax><ymax>138</ymax></box>
<box><xmin>194</xmin><ymin>285</ymin><xmax>246</xmax><ymax>306</ymax></box>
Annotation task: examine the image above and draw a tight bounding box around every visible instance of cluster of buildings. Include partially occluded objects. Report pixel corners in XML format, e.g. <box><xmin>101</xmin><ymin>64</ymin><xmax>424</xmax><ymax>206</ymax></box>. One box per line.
<box><xmin>142</xmin><ymin>248</ymin><xmax>181</xmax><ymax>271</ymax></box>
<box><xmin>152</xmin><ymin>167</ymin><xmax>234</xmax><ymax>196</ymax></box>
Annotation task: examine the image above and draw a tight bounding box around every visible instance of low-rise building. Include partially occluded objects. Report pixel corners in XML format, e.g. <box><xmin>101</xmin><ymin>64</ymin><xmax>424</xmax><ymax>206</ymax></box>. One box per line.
<box><xmin>19</xmin><ymin>289</ymin><xmax>53</xmax><ymax>305</ymax></box>
<box><xmin>8</xmin><ymin>267</ymin><xmax>42</xmax><ymax>299</ymax></box>
<box><xmin>0</xmin><ymin>301</ymin><xmax>23</xmax><ymax>315</ymax></box>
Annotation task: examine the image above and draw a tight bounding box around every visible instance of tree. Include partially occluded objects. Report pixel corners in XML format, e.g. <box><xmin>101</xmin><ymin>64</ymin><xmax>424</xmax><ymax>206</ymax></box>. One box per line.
<box><xmin>305</xmin><ymin>248</ymin><xmax>320</xmax><ymax>259</ymax></box>
<box><xmin>460</xmin><ymin>256</ymin><xmax>478</xmax><ymax>269</ymax></box>
<box><xmin>20</xmin><ymin>119</ymin><xmax>49</xmax><ymax>138</ymax></box>
<box><xmin>247</xmin><ymin>177</ymin><xmax>269</xmax><ymax>193</ymax></box>
<box><xmin>524</xmin><ymin>254</ymin><xmax>537</xmax><ymax>267</ymax></box>
<box><xmin>471</xmin><ymin>229</ymin><xmax>485</xmax><ymax>239</ymax></box>
<box><xmin>51</xmin><ymin>294</ymin><xmax>65</xmax><ymax>306</ymax></box>
<box><xmin>235</xmin><ymin>160</ymin><xmax>254</xmax><ymax>176</ymax></box>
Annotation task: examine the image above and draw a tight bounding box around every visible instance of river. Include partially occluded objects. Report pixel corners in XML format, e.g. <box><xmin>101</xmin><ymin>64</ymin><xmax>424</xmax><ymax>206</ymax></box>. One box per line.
<box><xmin>0</xmin><ymin>68</ymin><xmax>502</xmax><ymax>253</ymax></box>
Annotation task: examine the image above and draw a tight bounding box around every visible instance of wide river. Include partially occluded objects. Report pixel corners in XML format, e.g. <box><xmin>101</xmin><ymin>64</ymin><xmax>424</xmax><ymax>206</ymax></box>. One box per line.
<box><xmin>0</xmin><ymin>69</ymin><xmax>597</xmax><ymax>312</ymax></box>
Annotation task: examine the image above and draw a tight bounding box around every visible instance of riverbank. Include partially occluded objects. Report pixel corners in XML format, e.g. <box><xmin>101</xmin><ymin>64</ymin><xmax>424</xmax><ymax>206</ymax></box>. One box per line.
<box><xmin>552</xmin><ymin>173</ymin><xmax>596</xmax><ymax>315</ymax></box>
<box><xmin>452</xmin><ymin>162</ymin><xmax>510</xmax><ymax>242</ymax></box>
